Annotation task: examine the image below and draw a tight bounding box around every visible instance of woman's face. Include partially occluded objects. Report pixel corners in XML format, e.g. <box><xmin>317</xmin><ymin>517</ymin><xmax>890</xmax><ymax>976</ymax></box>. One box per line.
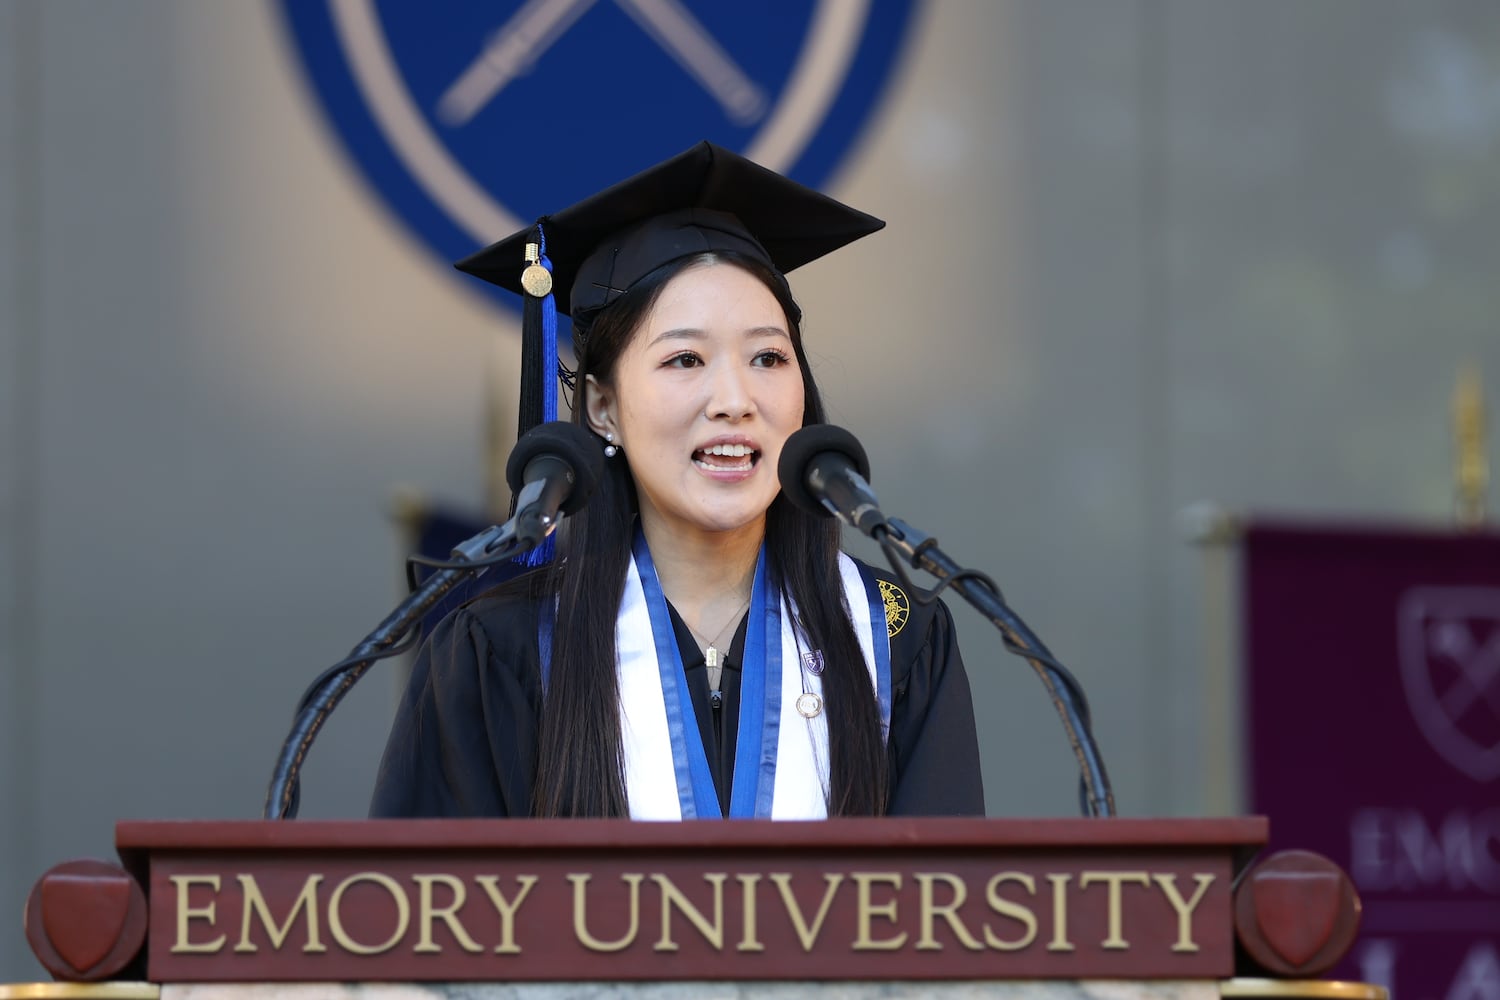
<box><xmin>587</xmin><ymin>261</ymin><xmax>806</xmax><ymax>544</ymax></box>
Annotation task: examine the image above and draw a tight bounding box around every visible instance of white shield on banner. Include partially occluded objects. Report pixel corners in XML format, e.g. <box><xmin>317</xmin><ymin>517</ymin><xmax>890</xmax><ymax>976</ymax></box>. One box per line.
<box><xmin>1396</xmin><ymin>586</ymin><xmax>1500</xmax><ymax>783</ymax></box>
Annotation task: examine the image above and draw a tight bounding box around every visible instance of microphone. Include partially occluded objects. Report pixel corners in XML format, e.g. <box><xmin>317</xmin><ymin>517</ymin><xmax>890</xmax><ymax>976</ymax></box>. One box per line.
<box><xmin>263</xmin><ymin>423</ymin><xmax>603</xmax><ymax>820</ymax></box>
<box><xmin>778</xmin><ymin>425</ymin><xmax>888</xmax><ymax>536</ymax></box>
<box><xmin>505</xmin><ymin>422</ymin><xmax>605</xmax><ymax>545</ymax></box>
<box><xmin>779</xmin><ymin>422</ymin><xmax>1116</xmax><ymax>816</ymax></box>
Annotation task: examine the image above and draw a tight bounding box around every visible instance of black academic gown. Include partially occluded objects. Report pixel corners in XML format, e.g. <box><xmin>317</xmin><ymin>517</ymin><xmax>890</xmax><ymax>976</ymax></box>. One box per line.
<box><xmin>369</xmin><ymin>561</ymin><xmax>984</xmax><ymax>817</ymax></box>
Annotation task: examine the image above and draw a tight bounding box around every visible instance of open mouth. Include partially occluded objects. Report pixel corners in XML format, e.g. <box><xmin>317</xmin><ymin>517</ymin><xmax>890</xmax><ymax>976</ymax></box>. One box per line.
<box><xmin>692</xmin><ymin>442</ymin><xmax>759</xmax><ymax>473</ymax></box>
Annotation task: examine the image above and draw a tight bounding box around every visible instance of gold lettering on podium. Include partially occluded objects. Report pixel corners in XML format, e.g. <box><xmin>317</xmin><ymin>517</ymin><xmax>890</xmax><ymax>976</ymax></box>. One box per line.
<box><xmin>1080</xmin><ymin>870</ymin><xmax>1151</xmax><ymax>949</ymax></box>
<box><xmin>736</xmin><ymin>873</ymin><xmax>765</xmax><ymax>952</ymax></box>
<box><xmin>851</xmin><ymin>873</ymin><xmax>907</xmax><ymax>950</ymax></box>
<box><xmin>1045</xmin><ymin>874</ymin><xmax>1075</xmax><ymax>952</ymax></box>
<box><xmin>983</xmin><ymin>872</ymin><xmax>1038</xmax><ymax>951</ymax></box>
<box><xmin>327</xmin><ymin>872</ymin><xmax>409</xmax><ymax>955</ymax></box>
<box><xmin>570</xmin><ymin>873</ymin><xmax>642</xmax><ymax>952</ymax></box>
<box><xmin>412</xmin><ymin>874</ymin><xmax>482</xmax><ymax>954</ymax></box>
<box><xmin>770</xmin><ymin>873</ymin><xmax>844</xmax><ymax>952</ymax></box>
<box><xmin>1153</xmin><ymin>872</ymin><xmax>1215</xmax><ymax>952</ymax></box>
<box><xmin>170</xmin><ymin>874</ymin><xmax>226</xmax><ymax>954</ymax></box>
<box><xmin>653</xmin><ymin>873</ymin><xmax>727</xmax><ymax>952</ymax></box>
<box><xmin>233</xmin><ymin>874</ymin><xmax>325</xmax><ymax>953</ymax></box>
<box><xmin>474</xmin><ymin>874</ymin><xmax>538</xmax><ymax>954</ymax></box>
<box><xmin>914</xmin><ymin>873</ymin><xmax>983</xmax><ymax>951</ymax></box>
<box><xmin>153</xmin><ymin>859</ymin><xmax>1228</xmax><ymax>968</ymax></box>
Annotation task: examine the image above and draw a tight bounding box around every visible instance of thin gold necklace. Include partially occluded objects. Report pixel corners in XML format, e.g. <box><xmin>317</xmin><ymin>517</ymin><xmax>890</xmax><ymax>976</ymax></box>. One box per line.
<box><xmin>685</xmin><ymin>596</ymin><xmax>751</xmax><ymax>692</ymax></box>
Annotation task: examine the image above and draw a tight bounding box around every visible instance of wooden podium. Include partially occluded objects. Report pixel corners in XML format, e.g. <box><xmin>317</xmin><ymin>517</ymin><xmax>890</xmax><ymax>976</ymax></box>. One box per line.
<box><xmin>9</xmin><ymin>817</ymin><xmax>1378</xmax><ymax>999</ymax></box>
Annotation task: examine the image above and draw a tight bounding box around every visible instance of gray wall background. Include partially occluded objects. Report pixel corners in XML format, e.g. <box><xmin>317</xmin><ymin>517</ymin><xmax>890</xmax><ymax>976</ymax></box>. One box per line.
<box><xmin>4</xmin><ymin>0</ymin><xmax>1499</xmax><ymax>981</ymax></box>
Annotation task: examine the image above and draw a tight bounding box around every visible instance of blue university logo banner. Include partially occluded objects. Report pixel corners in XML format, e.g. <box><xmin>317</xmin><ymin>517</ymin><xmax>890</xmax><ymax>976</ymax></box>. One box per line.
<box><xmin>277</xmin><ymin>0</ymin><xmax>920</xmax><ymax>308</ymax></box>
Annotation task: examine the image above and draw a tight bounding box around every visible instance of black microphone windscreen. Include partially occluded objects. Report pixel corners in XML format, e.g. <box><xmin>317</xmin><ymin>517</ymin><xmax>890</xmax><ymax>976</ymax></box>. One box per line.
<box><xmin>777</xmin><ymin>425</ymin><xmax>871</xmax><ymax>518</ymax></box>
<box><xmin>504</xmin><ymin>422</ymin><xmax>604</xmax><ymax>515</ymax></box>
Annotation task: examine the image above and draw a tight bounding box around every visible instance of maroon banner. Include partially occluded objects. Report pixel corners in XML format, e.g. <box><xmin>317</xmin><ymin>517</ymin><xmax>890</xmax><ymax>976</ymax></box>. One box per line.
<box><xmin>1244</xmin><ymin>521</ymin><xmax>1500</xmax><ymax>996</ymax></box>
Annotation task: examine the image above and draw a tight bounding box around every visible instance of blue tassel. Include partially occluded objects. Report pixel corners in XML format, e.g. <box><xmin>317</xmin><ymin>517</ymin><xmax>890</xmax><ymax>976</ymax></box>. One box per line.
<box><xmin>540</xmin><ymin>261</ymin><xmax>558</xmax><ymax>425</ymax></box>
<box><xmin>522</xmin><ymin>230</ymin><xmax>559</xmax><ymax>568</ymax></box>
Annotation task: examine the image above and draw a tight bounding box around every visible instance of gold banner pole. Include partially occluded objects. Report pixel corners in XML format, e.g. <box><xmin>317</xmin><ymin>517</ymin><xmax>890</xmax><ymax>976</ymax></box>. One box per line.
<box><xmin>1454</xmin><ymin>365</ymin><xmax>1488</xmax><ymax>529</ymax></box>
<box><xmin>1181</xmin><ymin>503</ymin><xmax>1242</xmax><ymax>815</ymax></box>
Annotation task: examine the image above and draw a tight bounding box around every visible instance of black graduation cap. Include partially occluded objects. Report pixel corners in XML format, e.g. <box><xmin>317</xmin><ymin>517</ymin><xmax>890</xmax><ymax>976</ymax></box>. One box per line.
<box><xmin>456</xmin><ymin>141</ymin><xmax>885</xmax><ymax>330</ymax></box>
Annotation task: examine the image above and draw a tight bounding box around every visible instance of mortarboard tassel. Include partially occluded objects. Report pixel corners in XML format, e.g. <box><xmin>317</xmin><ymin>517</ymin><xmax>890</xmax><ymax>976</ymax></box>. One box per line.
<box><xmin>517</xmin><ymin>226</ymin><xmax>559</xmax><ymax>566</ymax></box>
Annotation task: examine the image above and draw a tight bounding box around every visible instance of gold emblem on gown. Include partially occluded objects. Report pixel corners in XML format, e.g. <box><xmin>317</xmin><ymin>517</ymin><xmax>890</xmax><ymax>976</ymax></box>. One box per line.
<box><xmin>877</xmin><ymin>580</ymin><xmax>909</xmax><ymax>638</ymax></box>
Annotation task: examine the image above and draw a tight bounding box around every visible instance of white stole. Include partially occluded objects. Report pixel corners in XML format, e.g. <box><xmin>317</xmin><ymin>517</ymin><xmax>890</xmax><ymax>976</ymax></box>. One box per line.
<box><xmin>616</xmin><ymin>551</ymin><xmax>887</xmax><ymax>820</ymax></box>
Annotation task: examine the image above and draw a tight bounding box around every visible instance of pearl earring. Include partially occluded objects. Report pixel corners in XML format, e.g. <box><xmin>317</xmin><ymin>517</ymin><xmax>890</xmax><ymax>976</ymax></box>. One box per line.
<box><xmin>604</xmin><ymin>432</ymin><xmax>618</xmax><ymax>459</ymax></box>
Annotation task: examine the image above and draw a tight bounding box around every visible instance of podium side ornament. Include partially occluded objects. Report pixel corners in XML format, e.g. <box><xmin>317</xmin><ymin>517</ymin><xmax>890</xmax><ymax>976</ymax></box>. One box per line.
<box><xmin>22</xmin><ymin>861</ymin><xmax>146</xmax><ymax>983</ymax></box>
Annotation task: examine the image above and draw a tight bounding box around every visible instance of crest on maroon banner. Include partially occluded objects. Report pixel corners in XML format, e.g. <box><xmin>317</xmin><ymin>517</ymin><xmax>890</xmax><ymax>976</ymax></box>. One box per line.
<box><xmin>1397</xmin><ymin>586</ymin><xmax>1500</xmax><ymax>783</ymax></box>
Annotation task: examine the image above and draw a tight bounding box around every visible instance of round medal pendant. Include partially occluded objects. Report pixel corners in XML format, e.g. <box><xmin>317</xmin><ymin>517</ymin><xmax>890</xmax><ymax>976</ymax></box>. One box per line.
<box><xmin>521</xmin><ymin>263</ymin><xmax>553</xmax><ymax>297</ymax></box>
<box><xmin>796</xmin><ymin>692</ymin><xmax>823</xmax><ymax>719</ymax></box>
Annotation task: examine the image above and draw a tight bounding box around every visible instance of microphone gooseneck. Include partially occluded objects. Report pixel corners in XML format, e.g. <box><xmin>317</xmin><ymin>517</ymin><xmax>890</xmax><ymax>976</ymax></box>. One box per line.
<box><xmin>262</xmin><ymin>421</ymin><xmax>602</xmax><ymax>820</ymax></box>
<box><xmin>777</xmin><ymin>424</ymin><xmax>1116</xmax><ymax>818</ymax></box>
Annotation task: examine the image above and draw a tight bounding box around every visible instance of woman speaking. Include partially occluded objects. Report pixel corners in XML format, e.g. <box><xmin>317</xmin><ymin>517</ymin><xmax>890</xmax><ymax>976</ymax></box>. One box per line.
<box><xmin>371</xmin><ymin>142</ymin><xmax>983</xmax><ymax>819</ymax></box>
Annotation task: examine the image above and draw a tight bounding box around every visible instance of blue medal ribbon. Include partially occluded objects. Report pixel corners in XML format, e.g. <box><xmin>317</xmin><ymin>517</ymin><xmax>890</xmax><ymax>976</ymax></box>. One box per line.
<box><xmin>859</xmin><ymin>571</ymin><xmax>893</xmax><ymax>740</ymax></box>
<box><xmin>632</xmin><ymin>528</ymin><xmax>776</xmax><ymax>818</ymax></box>
<box><xmin>731</xmin><ymin>553</ymin><xmax>779</xmax><ymax>818</ymax></box>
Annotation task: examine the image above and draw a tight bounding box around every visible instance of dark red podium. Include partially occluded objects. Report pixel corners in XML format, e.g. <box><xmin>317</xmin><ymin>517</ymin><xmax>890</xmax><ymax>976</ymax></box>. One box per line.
<box><xmin>11</xmin><ymin>817</ymin><xmax>1376</xmax><ymax>998</ymax></box>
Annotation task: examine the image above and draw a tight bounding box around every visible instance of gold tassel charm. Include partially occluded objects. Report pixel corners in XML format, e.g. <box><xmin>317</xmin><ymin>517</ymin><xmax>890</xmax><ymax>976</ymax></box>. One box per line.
<box><xmin>521</xmin><ymin>241</ymin><xmax>553</xmax><ymax>298</ymax></box>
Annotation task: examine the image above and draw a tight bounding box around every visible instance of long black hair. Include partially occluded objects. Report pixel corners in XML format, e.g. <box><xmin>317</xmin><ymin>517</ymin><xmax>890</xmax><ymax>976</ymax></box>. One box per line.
<box><xmin>528</xmin><ymin>251</ymin><xmax>888</xmax><ymax>817</ymax></box>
